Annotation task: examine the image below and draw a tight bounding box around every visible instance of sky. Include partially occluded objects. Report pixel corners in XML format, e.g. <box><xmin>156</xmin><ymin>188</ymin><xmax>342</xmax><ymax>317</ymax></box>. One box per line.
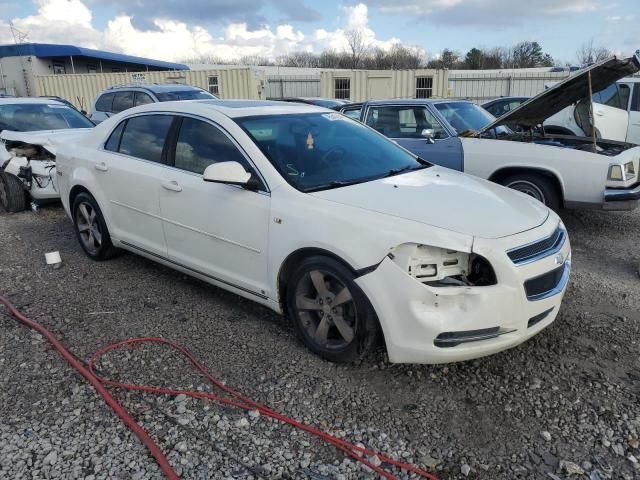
<box><xmin>0</xmin><ymin>0</ymin><xmax>636</xmax><ymax>64</ymax></box>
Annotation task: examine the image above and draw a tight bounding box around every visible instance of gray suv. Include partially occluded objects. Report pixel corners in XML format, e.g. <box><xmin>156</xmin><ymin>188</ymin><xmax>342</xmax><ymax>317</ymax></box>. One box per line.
<box><xmin>88</xmin><ymin>83</ymin><xmax>217</xmax><ymax>123</ymax></box>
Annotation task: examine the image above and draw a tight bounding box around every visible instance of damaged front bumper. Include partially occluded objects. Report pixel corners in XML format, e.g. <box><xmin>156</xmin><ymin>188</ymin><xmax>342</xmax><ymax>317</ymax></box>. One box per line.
<box><xmin>355</xmin><ymin>217</ymin><xmax>571</xmax><ymax>364</ymax></box>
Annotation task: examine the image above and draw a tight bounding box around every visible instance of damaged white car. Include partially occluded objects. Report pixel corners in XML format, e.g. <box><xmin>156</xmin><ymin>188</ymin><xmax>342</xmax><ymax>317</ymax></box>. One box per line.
<box><xmin>0</xmin><ymin>98</ymin><xmax>94</xmax><ymax>212</ymax></box>
<box><xmin>8</xmin><ymin>101</ymin><xmax>571</xmax><ymax>364</ymax></box>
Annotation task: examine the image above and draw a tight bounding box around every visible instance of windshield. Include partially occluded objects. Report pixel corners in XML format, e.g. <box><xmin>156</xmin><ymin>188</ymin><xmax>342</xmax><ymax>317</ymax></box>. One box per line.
<box><xmin>0</xmin><ymin>103</ymin><xmax>94</xmax><ymax>131</ymax></box>
<box><xmin>434</xmin><ymin>102</ymin><xmax>509</xmax><ymax>134</ymax></box>
<box><xmin>155</xmin><ymin>89</ymin><xmax>216</xmax><ymax>101</ymax></box>
<box><xmin>236</xmin><ymin>112</ymin><xmax>429</xmax><ymax>192</ymax></box>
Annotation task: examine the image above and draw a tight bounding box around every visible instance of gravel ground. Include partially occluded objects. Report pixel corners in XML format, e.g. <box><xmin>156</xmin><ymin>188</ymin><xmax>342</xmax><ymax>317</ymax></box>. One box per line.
<box><xmin>0</xmin><ymin>204</ymin><xmax>639</xmax><ymax>480</ymax></box>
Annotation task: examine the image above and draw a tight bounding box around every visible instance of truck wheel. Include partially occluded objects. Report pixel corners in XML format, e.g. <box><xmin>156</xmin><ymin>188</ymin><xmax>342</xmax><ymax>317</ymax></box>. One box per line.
<box><xmin>502</xmin><ymin>173</ymin><xmax>561</xmax><ymax>211</ymax></box>
<box><xmin>0</xmin><ymin>172</ymin><xmax>27</xmax><ymax>212</ymax></box>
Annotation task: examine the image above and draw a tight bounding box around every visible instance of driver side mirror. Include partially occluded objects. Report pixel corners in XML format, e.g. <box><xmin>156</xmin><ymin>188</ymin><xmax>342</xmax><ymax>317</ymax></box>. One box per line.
<box><xmin>422</xmin><ymin>128</ymin><xmax>435</xmax><ymax>144</ymax></box>
<box><xmin>203</xmin><ymin>161</ymin><xmax>252</xmax><ymax>186</ymax></box>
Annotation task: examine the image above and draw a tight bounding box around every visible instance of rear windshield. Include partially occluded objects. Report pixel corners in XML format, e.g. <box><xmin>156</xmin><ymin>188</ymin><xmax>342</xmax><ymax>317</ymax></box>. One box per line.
<box><xmin>155</xmin><ymin>89</ymin><xmax>216</xmax><ymax>101</ymax></box>
<box><xmin>0</xmin><ymin>103</ymin><xmax>94</xmax><ymax>131</ymax></box>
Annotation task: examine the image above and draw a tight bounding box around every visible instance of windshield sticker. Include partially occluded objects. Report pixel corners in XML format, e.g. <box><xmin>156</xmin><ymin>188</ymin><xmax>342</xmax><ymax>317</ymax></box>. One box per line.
<box><xmin>306</xmin><ymin>132</ymin><xmax>314</xmax><ymax>150</ymax></box>
<box><xmin>47</xmin><ymin>104</ymin><xmax>68</xmax><ymax>108</ymax></box>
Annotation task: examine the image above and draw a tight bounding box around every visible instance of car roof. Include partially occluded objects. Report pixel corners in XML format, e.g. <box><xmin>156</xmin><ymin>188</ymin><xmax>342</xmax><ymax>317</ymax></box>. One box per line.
<box><xmin>128</xmin><ymin>99</ymin><xmax>329</xmax><ymax>118</ymax></box>
<box><xmin>361</xmin><ymin>98</ymin><xmax>473</xmax><ymax>106</ymax></box>
<box><xmin>104</xmin><ymin>83</ymin><xmax>205</xmax><ymax>93</ymax></box>
<box><xmin>0</xmin><ymin>97</ymin><xmax>66</xmax><ymax>106</ymax></box>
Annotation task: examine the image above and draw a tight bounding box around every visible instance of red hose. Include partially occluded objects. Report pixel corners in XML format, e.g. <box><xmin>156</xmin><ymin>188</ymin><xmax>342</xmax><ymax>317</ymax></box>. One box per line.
<box><xmin>1</xmin><ymin>296</ymin><xmax>439</xmax><ymax>480</ymax></box>
<box><xmin>0</xmin><ymin>295</ymin><xmax>180</xmax><ymax>480</ymax></box>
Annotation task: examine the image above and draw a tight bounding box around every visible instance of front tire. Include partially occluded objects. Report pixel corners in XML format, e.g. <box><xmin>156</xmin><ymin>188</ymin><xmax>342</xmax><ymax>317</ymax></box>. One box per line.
<box><xmin>502</xmin><ymin>173</ymin><xmax>561</xmax><ymax>211</ymax></box>
<box><xmin>72</xmin><ymin>192</ymin><xmax>118</xmax><ymax>260</ymax></box>
<box><xmin>286</xmin><ymin>256</ymin><xmax>379</xmax><ymax>363</ymax></box>
<box><xmin>0</xmin><ymin>172</ymin><xmax>27</xmax><ymax>212</ymax></box>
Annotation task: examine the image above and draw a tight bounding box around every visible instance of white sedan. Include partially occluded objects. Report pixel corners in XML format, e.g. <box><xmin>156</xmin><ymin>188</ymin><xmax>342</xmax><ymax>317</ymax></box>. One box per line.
<box><xmin>10</xmin><ymin>100</ymin><xmax>571</xmax><ymax>364</ymax></box>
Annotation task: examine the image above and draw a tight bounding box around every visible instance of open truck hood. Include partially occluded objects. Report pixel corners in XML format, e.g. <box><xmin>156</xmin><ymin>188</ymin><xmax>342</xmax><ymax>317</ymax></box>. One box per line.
<box><xmin>479</xmin><ymin>51</ymin><xmax>640</xmax><ymax>134</ymax></box>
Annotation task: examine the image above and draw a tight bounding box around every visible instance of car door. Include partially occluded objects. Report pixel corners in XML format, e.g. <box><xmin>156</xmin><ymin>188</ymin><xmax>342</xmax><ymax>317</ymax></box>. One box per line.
<box><xmin>592</xmin><ymin>83</ymin><xmax>629</xmax><ymax>141</ymax></box>
<box><xmin>99</xmin><ymin>114</ymin><xmax>175</xmax><ymax>256</ymax></box>
<box><xmin>159</xmin><ymin>116</ymin><xmax>271</xmax><ymax>298</ymax></box>
<box><xmin>364</xmin><ymin>104</ymin><xmax>463</xmax><ymax>171</ymax></box>
<box><xmin>625</xmin><ymin>83</ymin><xmax>640</xmax><ymax>144</ymax></box>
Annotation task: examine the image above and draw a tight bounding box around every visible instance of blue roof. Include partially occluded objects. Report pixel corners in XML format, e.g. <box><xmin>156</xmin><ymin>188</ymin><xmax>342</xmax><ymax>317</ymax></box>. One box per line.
<box><xmin>0</xmin><ymin>43</ymin><xmax>188</xmax><ymax>71</ymax></box>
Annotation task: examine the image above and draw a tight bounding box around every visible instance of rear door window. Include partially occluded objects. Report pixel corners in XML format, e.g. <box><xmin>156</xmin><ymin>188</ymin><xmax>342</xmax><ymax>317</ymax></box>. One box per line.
<box><xmin>593</xmin><ymin>84</ymin><xmax>624</xmax><ymax>109</ymax></box>
<box><xmin>118</xmin><ymin>115</ymin><xmax>174</xmax><ymax>162</ymax></box>
<box><xmin>94</xmin><ymin>93</ymin><xmax>115</xmax><ymax>112</ymax></box>
<box><xmin>112</xmin><ymin>91</ymin><xmax>135</xmax><ymax>113</ymax></box>
<box><xmin>134</xmin><ymin>92</ymin><xmax>154</xmax><ymax>106</ymax></box>
<box><xmin>105</xmin><ymin>121</ymin><xmax>125</xmax><ymax>152</ymax></box>
<box><xmin>631</xmin><ymin>84</ymin><xmax>640</xmax><ymax>112</ymax></box>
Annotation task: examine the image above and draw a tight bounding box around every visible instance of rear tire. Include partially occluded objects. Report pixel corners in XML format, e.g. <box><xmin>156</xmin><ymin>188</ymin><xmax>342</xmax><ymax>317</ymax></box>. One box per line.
<box><xmin>0</xmin><ymin>172</ymin><xmax>27</xmax><ymax>212</ymax></box>
<box><xmin>286</xmin><ymin>256</ymin><xmax>379</xmax><ymax>363</ymax></box>
<box><xmin>72</xmin><ymin>192</ymin><xmax>118</xmax><ymax>260</ymax></box>
<box><xmin>502</xmin><ymin>173</ymin><xmax>561</xmax><ymax>211</ymax></box>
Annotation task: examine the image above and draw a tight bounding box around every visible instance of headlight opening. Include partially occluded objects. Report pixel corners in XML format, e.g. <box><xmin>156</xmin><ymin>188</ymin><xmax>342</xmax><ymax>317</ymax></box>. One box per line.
<box><xmin>391</xmin><ymin>243</ymin><xmax>497</xmax><ymax>287</ymax></box>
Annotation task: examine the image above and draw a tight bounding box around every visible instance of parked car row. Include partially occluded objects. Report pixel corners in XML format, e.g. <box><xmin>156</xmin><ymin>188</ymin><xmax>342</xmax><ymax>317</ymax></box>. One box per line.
<box><xmin>0</xmin><ymin>54</ymin><xmax>638</xmax><ymax>365</ymax></box>
<box><xmin>339</xmin><ymin>54</ymin><xmax>640</xmax><ymax>212</ymax></box>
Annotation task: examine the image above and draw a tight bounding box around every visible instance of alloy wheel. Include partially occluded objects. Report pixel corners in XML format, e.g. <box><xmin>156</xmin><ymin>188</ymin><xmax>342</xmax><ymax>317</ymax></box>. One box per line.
<box><xmin>75</xmin><ymin>201</ymin><xmax>103</xmax><ymax>255</ymax></box>
<box><xmin>294</xmin><ymin>269</ymin><xmax>358</xmax><ymax>349</ymax></box>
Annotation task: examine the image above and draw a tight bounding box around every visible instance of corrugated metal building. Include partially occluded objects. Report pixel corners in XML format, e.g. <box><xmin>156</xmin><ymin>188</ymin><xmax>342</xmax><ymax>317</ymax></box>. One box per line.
<box><xmin>447</xmin><ymin>70</ymin><xmax>570</xmax><ymax>102</ymax></box>
<box><xmin>35</xmin><ymin>68</ymin><xmax>265</xmax><ymax>111</ymax></box>
<box><xmin>320</xmin><ymin>69</ymin><xmax>449</xmax><ymax>101</ymax></box>
<box><xmin>0</xmin><ymin>43</ymin><xmax>188</xmax><ymax>97</ymax></box>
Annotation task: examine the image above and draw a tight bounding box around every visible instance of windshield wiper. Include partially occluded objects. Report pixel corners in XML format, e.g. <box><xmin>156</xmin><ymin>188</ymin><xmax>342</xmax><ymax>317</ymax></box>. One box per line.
<box><xmin>385</xmin><ymin>162</ymin><xmax>429</xmax><ymax>178</ymax></box>
<box><xmin>304</xmin><ymin>179</ymin><xmax>366</xmax><ymax>193</ymax></box>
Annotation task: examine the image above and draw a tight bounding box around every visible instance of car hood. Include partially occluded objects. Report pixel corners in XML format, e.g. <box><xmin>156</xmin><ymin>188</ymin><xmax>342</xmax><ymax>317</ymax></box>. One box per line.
<box><xmin>478</xmin><ymin>52</ymin><xmax>640</xmax><ymax>133</ymax></box>
<box><xmin>309</xmin><ymin>167</ymin><xmax>549</xmax><ymax>239</ymax></box>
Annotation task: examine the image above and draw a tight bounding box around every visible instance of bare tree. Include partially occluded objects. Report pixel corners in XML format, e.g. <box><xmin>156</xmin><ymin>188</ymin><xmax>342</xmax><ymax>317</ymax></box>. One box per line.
<box><xmin>576</xmin><ymin>39</ymin><xmax>613</xmax><ymax>65</ymax></box>
<box><xmin>276</xmin><ymin>51</ymin><xmax>319</xmax><ymax>68</ymax></box>
<box><xmin>239</xmin><ymin>55</ymin><xmax>273</xmax><ymax>66</ymax></box>
<box><xmin>345</xmin><ymin>29</ymin><xmax>369</xmax><ymax>69</ymax></box>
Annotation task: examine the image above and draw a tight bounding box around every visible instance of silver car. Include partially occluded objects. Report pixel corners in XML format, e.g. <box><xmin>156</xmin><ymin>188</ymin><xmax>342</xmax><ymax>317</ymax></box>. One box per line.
<box><xmin>88</xmin><ymin>83</ymin><xmax>217</xmax><ymax>124</ymax></box>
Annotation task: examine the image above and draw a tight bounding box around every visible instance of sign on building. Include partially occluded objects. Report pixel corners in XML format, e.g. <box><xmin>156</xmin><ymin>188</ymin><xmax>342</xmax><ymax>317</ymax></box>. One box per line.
<box><xmin>131</xmin><ymin>72</ymin><xmax>146</xmax><ymax>82</ymax></box>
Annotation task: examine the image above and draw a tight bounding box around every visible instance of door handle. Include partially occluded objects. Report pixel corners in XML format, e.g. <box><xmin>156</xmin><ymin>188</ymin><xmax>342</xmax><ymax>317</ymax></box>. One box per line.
<box><xmin>94</xmin><ymin>162</ymin><xmax>108</xmax><ymax>172</ymax></box>
<box><xmin>594</xmin><ymin>111</ymin><xmax>604</xmax><ymax>117</ymax></box>
<box><xmin>162</xmin><ymin>181</ymin><xmax>183</xmax><ymax>192</ymax></box>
